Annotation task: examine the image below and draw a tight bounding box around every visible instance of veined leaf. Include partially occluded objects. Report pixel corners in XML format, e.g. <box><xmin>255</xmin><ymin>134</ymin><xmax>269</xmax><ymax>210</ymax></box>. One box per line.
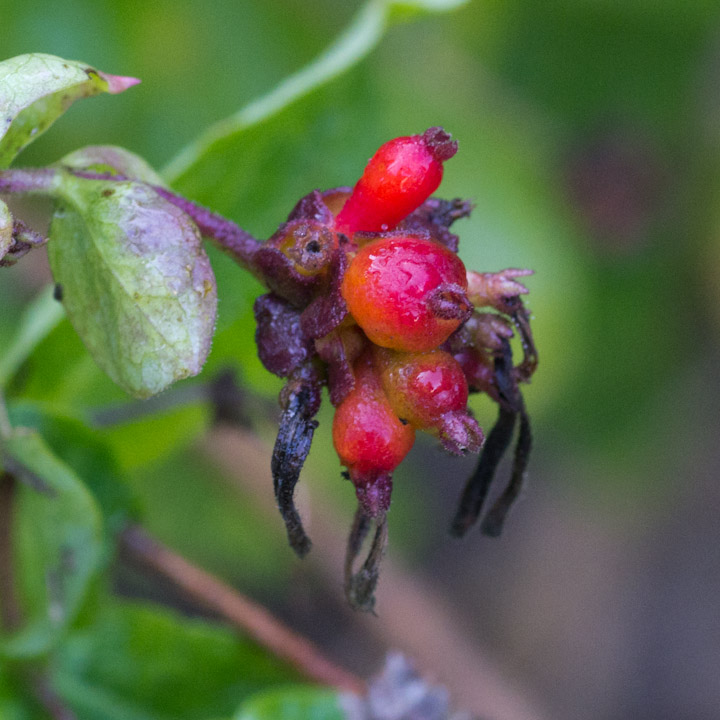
<box><xmin>0</xmin><ymin>53</ymin><xmax>139</xmax><ymax>168</ymax></box>
<box><xmin>47</xmin><ymin>171</ymin><xmax>217</xmax><ymax>398</ymax></box>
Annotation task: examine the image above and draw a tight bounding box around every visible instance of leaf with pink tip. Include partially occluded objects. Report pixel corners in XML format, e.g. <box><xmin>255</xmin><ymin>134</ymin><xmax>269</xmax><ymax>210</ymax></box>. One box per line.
<box><xmin>0</xmin><ymin>53</ymin><xmax>140</xmax><ymax>169</ymax></box>
<box><xmin>96</xmin><ymin>71</ymin><xmax>141</xmax><ymax>95</ymax></box>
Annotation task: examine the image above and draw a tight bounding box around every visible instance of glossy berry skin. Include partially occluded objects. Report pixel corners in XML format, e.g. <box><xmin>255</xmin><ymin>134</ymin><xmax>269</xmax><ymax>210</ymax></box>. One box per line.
<box><xmin>334</xmin><ymin>128</ymin><xmax>457</xmax><ymax>235</ymax></box>
<box><xmin>375</xmin><ymin>348</ymin><xmax>483</xmax><ymax>454</ymax></box>
<box><xmin>375</xmin><ymin>348</ymin><xmax>467</xmax><ymax>425</ymax></box>
<box><xmin>341</xmin><ymin>235</ymin><xmax>470</xmax><ymax>352</ymax></box>
<box><xmin>332</xmin><ymin>352</ymin><xmax>415</xmax><ymax>516</ymax></box>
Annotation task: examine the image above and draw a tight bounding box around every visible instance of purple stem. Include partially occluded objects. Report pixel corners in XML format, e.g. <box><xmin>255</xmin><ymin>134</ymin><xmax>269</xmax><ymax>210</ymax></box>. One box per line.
<box><xmin>152</xmin><ymin>186</ymin><xmax>261</xmax><ymax>270</ymax></box>
<box><xmin>0</xmin><ymin>167</ymin><xmax>55</xmax><ymax>194</ymax></box>
<box><xmin>0</xmin><ymin>168</ymin><xmax>263</xmax><ymax>270</ymax></box>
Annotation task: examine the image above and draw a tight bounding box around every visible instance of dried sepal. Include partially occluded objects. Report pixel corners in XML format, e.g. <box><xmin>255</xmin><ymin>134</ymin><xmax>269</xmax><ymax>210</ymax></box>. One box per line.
<box><xmin>271</xmin><ymin>363</ymin><xmax>323</xmax><ymax>557</ymax></box>
<box><xmin>254</xmin><ymin>293</ymin><xmax>313</xmax><ymax>378</ymax></box>
<box><xmin>344</xmin><ymin>507</ymin><xmax>388</xmax><ymax>613</ymax></box>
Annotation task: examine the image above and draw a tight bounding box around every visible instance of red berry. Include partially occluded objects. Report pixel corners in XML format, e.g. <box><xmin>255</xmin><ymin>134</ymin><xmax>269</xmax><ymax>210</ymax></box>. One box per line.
<box><xmin>341</xmin><ymin>235</ymin><xmax>471</xmax><ymax>352</ymax></box>
<box><xmin>376</xmin><ymin>348</ymin><xmax>467</xmax><ymax>424</ymax></box>
<box><xmin>375</xmin><ymin>348</ymin><xmax>483</xmax><ymax>454</ymax></box>
<box><xmin>332</xmin><ymin>352</ymin><xmax>415</xmax><ymax>516</ymax></box>
<box><xmin>334</xmin><ymin>128</ymin><xmax>457</xmax><ymax>235</ymax></box>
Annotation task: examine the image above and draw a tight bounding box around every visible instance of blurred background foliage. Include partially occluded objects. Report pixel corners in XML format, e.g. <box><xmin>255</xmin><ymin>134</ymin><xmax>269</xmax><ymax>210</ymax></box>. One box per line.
<box><xmin>2</xmin><ymin>0</ymin><xmax>720</xmax><ymax>718</ymax></box>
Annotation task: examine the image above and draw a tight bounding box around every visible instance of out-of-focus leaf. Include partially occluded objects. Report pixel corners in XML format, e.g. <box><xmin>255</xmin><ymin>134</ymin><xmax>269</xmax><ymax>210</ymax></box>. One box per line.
<box><xmin>0</xmin><ymin>199</ymin><xmax>11</xmax><ymax>259</ymax></box>
<box><xmin>163</xmin><ymin>0</ymin><xmax>468</xmax><ymax>188</ymax></box>
<box><xmin>14</xmin><ymin>318</ymin><xmax>127</xmax><ymax>410</ymax></box>
<box><xmin>95</xmin><ymin>400</ymin><xmax>210</xmax><ymax>472</ymax></box>
<box><xmin>233</xmin><ymin>686</ymin><xmax>344</xmax><ymax>720</ymax></box>
<box><xmin>0</xmin><ymin>285</ymin><xmax>65</xmax><ymax>389</ymax></box>
<box><xmin>0</xmin><ymin>430</ymin><xmax>103</xmax><ymax>658</ymax></box>
<box><xmin>0</xmin><ymin>668</ymin><xmax>35</xmax><ymax>720</ymax></box>
<box><xmin>47</xmin><ymin>172</ymin><xmax>217</xmax><ymax>398</ymax></box>
<box><xmin>129</xmin><ymin>448</ymin><xmax>293</xmax><ymax>594</ymax></box>
<box><xmin>9</xmin><ymin>403</ymin><xmax>139</xmax><ymax>535</ymax></box>
<box><xmin>0</xmin><ymin>53</ymin><xmax>139</xmax><ymax>168</ymax></box>
<box><xmin>53</xmin><ymin>600</ymin><xmax>298</xmax><ymax>720</ymax></box>
<box><xmin>60</xmin><ymin>145</ymin><xmax>166</xmax><ymax>185</ymax></box>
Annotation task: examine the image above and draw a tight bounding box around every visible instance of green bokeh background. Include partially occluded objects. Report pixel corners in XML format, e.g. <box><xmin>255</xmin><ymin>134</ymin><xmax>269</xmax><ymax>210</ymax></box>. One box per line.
<box><xmin>3</xmin><ymin>1</ymin><xmax>720</xmax><ymax>718</ymax></box>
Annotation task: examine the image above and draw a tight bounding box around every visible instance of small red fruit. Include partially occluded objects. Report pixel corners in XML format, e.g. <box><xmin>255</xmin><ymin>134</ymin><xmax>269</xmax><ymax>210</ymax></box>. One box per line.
<box><xmin>332</xmin><ymin>352</ymin><xmax>415</xmax><ymax>516</ymax></box>
<box><xmin>341</xmin><ymin>235</ymin><xmax>471</xmax><ymax>352</ymax></box>
<box><xmin>334</xmin><ymin>127</ymin><xmax>457</xmax><ymax>235</ymax></box>
<box><xmin>375</xmin><ymin>348</ymin><xmax>483</xmax><ymax>454</ymax></box>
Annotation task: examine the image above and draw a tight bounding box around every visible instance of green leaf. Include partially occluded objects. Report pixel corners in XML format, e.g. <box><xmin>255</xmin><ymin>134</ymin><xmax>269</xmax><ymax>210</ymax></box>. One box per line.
<box><xmin>60</xmin><ymin>145</ymin><xmax>167</xmax><ymax>186</ymax></box>
<box><xmin>163</xmin><ymin>0</ymin><xmax>468</xmax><ymax>186</ymax></box>
<box><xmin>234</xmin><ymin>686</ymin><xmax>345</xmax><ymax>720</ymax></box>
<box><xmin>53</xmin><ymin>600</ymin><xmax>299</xmax><ymax>720</ymax></box>
<box><xmin>0</xmin><ymin>53</ymin><xmax>139</xmax><ymax>168</ymax></box>
<box><xmin>47</xmin><ymin>171</ymin><xmax>218</xmax><ymax>398</ymax></box>
<box><xmin>0</xmin><ymin>199</ymin><xmax>11</xmax><ymax>260</ymax></box>
<box><xmin>0</xmin><ymin>285</ymin><xmax>65</xmax><ymax>389</ymax></box>
<box><xmin>0</xmin><ymin>430</ymin><xmax>103</xmax><ymax>658</ymax></box>
<box><xmin>11</xmin><ymin>317</ymin><xmax>128</xmax><ymax>411</ymax></box>
<box><xmin>95</xmin><ymin>396</ymin><xmax>210</xmax><ymax>472</ymax></box>
<box><xmin>9</xmin><ymin>403</ymin><xmax>139</xmax><ymax>535</ymax></box>
<box><xmin>0</xmin><ymin>667</ymin><xmax>36</xmax><ymax>720</ymax></box>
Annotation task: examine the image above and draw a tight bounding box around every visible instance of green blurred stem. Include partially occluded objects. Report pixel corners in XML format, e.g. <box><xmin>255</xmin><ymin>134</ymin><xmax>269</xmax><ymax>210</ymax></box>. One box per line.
<box><xmin>162</xmin><ymin>0</ymin><xmax>393</xmax><ymax>183</ymax></box>
<box><xmin>0</xmin><ymin>285</ymin><xmax>65</xmax><ymax>391</ymax></box>
<box><xmin>121</xmin><ymin>525</ymin><xmax>366</xmax><ymax>696</ymax></box>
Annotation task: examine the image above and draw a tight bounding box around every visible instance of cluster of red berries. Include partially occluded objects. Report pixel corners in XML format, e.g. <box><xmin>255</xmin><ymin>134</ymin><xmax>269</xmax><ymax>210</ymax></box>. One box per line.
<box><xmin>252</xmin><ymin>128</ymin><xmax>537</xmax><ymax>609</ymax></box>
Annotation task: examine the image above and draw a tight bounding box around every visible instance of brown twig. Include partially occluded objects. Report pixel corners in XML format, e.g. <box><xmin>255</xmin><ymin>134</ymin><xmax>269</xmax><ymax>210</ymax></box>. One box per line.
<box><xmin>119</xmin><ymin>524</ymin><xmax>365</xmax><ymax>696</ymax></box>
<box><xmin>203</xmin><ymin>426</ymin><xmax>549</xmax><ymax>720</ymax></box>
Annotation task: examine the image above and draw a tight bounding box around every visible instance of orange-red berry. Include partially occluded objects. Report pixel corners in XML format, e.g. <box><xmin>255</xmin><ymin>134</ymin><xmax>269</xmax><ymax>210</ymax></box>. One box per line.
<box><xmin>375</xmin><ymin>348</ymin><xmax>483</xmax><ymax>454</ymax></box>
<box><xmin>341</xmin><ymin>235</ymin><xmax>471</xmax><ymax>352</ymax></box>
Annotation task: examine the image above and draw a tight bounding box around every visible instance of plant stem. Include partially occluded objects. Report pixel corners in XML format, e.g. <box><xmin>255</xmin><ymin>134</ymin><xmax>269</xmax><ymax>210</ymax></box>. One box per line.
<box><xmin>0</xmin><ymin>167</ymin><xmax>55</xmax><ymax>194</ymax></box>
<box><xmin>152</xmin><ymin>186</ymin><xmax>262</xmax><ymax>270</ymax></box>
<box><xmin>120</xmin><ymin>524</ymin><xmax>366</xmax><ymax>696</ymax></box>
<box><xmin>69</xmin><ymin>170</ymin><xmax>262</xmax><ymax>269</ymax></box>
<box><xmin>0</xmin><ymin>168</ymin><xmax>263</xmax><ymax>269</ymax></box>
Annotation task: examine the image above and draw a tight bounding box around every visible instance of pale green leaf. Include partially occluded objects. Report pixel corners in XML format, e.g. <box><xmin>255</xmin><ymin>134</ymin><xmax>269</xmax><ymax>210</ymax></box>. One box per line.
<box><xmin>47</xmin><ymin>172</ymin><xmax>217</xmax><ymax>398</ymax></box>
<box><xmin>0</xmin><ymin>53</ymin><xmax>139</xmax><ymax>168</ymax></box>
<box><xmin>0</xmin><ymin>429</ymin><xmax>103</xmax><ymax>658</ymax></box>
